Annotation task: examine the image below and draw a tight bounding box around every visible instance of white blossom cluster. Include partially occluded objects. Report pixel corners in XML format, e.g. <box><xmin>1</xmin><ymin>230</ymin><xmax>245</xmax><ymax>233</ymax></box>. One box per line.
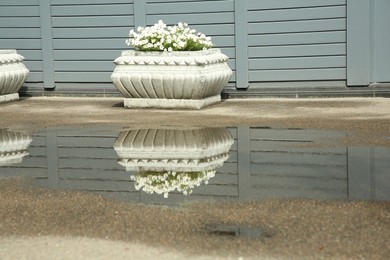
<box><xmin>131</xmin><ymin>170</ymin><xmax>216</xmax><ymax>198</ymax></box>
<box><xmin>125</xmin><ymin>20</ymin><xmax>213</xmax><ymax>51</ymax></box>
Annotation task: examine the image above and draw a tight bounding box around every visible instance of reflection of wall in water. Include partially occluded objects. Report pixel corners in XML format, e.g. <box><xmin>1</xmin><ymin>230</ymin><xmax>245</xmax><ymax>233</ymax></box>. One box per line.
<box><xmin>246</xmin><ymin>127</ymin><xmax>348</xmax><ymax>200</ymax></box>
<box><xmin>0</xmin><ymin>127</ymin><xmax>388</xmax><ymax>203</ymax></box>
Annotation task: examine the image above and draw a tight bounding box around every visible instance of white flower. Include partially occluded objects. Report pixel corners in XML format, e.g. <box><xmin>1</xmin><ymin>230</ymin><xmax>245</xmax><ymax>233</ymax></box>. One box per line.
<box><xmin>126</xmin><ymin>20</ymin><xmax>213</xmax><ymax>51</ymax></box>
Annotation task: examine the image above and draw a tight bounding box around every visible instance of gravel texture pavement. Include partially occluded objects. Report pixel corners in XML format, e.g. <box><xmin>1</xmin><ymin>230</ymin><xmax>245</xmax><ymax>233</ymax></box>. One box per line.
<box><xmin>0</xmin><ymin>97</ymin><xmax>390</xmax><ymax>259</ymax></box>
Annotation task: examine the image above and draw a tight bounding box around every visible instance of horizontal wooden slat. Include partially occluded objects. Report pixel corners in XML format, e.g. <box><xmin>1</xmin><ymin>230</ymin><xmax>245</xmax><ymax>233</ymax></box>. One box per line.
<box><xmin>59</xmin><ymin>179</ymin><xmax>135</xmax><ymax>192</ymax></box>
<box><xmin>50</xmin><ymin>83</ymin><xmax>118</xmax><ymax>91</ymax></box>
<box><xmin>250</xmin><ymin>128</ymin><xmax>345</xmax><ymax>140</ymax></box>
<box><xmin>248</xmin><ymin>31</ymin><xmax>346</xmax><ymax>47</ymax></box>
<box><xmin>0</xmin><ymin>168</ymin><xmax>47</xmax><ymax>178</ymax></box>
<box><xmin>17</xmin><ymin>50</ymin><xmax>43</xmax><ymax>61</ymax></box>
<box><xmin>0</xmin><ymin>0</ymin><xmax>39</xmax><ymax>5</ymax></box>
<box><xmin>248</xmin><ymin>18</ymin><xmax>346</xmax><ymax>34</ymax></box>
<box><xmin>0</xmin><ymin>28</ymin><xmax>41</xmax><ymax>39</ymax></box>
<box><xmin>250</xmin><ymin>140</ymin><xmax>346</xmax><ymax>154</ymax></box>
<box><xmin>54</xmin><ymin>61</ymin><xmax>114</xmax><ymax>72</ymax></box>
<box><xmin>248</xmin><ymin>5</ymin><xmax>346</xmax><ymax>23</ymax></box>
<box><xmin>54</xmin><ymin>50</ymin><xmax>123</xmax><ymax>60</ymax></box>
<box><xmin>147</xmin><ymin>0</ymin><xmax>218</xmax><ymax>2</ymax></box>
<box><xmin>0</xmin><ymin>6</ymin><xmax>40</xmax><ymax>17</ymax></box>
<box><xmin>59</xmin><ymin>158</ymin><xmax>122</xmax><ymax>170</ymax></box>
<box><xmin>53</xmin><ymin>27</ymin><xmax>132</xmax><ymax>39</ymax></box>
<box><xmin>250</xmin><ymin>152</ymin><xmax>346</xmax><ymax>166</ymax></box>
<box><xmin>251</xmin><ymin>163</ymin><xmax>346</xmax><ymax>178</ymax></box>
<box><xmin>56</xmin><ymin>128</ymin><xmax>119</xmax><ymax>137</ymax></box>
<box><xmin>52</xmin><ymin>16</ymin><xmax>134</xmax><ymax>27</ymax></box>
<box><xmin>54</xmin><ymin>72</ymin><xmax>111</xmax><ymax>82</ymax></box>
<box><xmin>0</xmin><ymin>17</ymin><xmax>40</xmax><ymax>28</ymax></box>
<box><xmin>211</xmin><ymin>172</ymin><xmax>237</xmax><ymax>185</ymax></box>
<box><xmin>24</xmin><ymin>61</ymin><xmax>43</xmax><ymax>71</ymax></box>
<box><xmin>26</xmin><ymin>72</ymin><xmax>44</xmax><ymax>82</ymax></box>
<box><xmin>53</xmin><ymin>39</ymin><xmax>126</xmax><ymax>49</ymax></box>
<box><xmin>58</xmin><ymin>147</ymin><xmax>118</xmax><ymax>158</ymax></box>
<box><xmin>59</xmin><ymin>168</ymin><xmax>129</xmax><ymax>180</ymax></box>
<box><xmin>251</xmin><ymin>175</ymin><xmax>347</xmax><ymax>191</ymax></box>
<box><xmin>247</xmin><ymin>0</ymin><xmax>346</xmax><ymax>10</ymax></box>
<box><xmin>9</xmin><ymin>156</ymin><xmax>47</xmax><ymax>167</ymax></box>
<box><xmin>0</xmin><ymin>39</ymin><xmax>41</xmax><ymax>49</ymax></box>
<box><xmin>51</xmin><ymin>0</ymin><xmax>133</xmax><ymax>5</ymax></box>
<box><xmin>146</xmin><ymin>1</ymin><xmax>233</xmax><ymax>14</ymax></box>
<box><xmin>192</xmin><ymin>183</ymin><xmax>238</xmax><ymax>196</ymax></box>
<box><xmin>249</xmin><ymin>43</ymin><xmax>346</xmax><ymax>58</ymax></box>
<box><xmin>146</xmin><ymin>13</ymin><xmax>234</xmax><ymax>25</ymax></box>
<box><xmin>249</xmin><ymin>186</ymin><xmax>347</xmax><ymax>200</ymax></box>
<box><xmin>191</xmin><ymin>24</ymin><xmax>235</xmax><ymax>36</ymax></box>
<box><xmin>57</xmin><ymin>136</ymin><xmax>115</xmax><ymax>147</ymax></box>
<box><xmin>249</xmin><ymin>68</ymin><xmax>346</xmax><ymax>81</ymax></box>
<box><xmin>29</xmin><ymin>136</ymin><xmax>47</xmax><ymax>146</ymax></box>
<box><xmin>27</xmin><ymin>147</ymin><xmax>47</xmax><ymax>157</ymax></box>
<box><xmin>51</xmin><ymin>4</ymin><xmax>134</xmax><ymax>16</ymax></box>
<box><xmin>249</xmin><ymin>56</ymin><xmax>345</xmax><ymax>70</ymax></box>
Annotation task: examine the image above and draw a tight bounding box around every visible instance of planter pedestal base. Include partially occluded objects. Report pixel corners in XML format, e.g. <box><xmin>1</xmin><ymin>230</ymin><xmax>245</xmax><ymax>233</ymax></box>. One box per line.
<box><xmin>124</xmin><ymin>94</ymin><xmax>221</xmax><ymax>109</ymax></box>
<box><xmin>0</xmin><ymin>93</ymin><xmax>19</xmax><ymax>103</ymax></box>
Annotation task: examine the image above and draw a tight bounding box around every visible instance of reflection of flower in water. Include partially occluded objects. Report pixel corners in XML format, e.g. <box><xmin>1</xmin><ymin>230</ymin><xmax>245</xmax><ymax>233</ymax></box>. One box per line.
<box><xmin>113</xmin><ymin>127</ymin><xmax>234</xmax><ymax>198</ymax></box>
<box><xmin>132</xmin><ymin>170</ymin><xmax>215</xmax><ymax>198</ymax></box>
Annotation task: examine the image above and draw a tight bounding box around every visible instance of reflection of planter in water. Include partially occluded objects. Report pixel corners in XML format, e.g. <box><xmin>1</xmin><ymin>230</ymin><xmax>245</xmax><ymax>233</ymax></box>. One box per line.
<box><xmin>0</xmin><ymin>129</ymin><xmax>32</xmax><ymax>166</ymax></box>
<box><xmin>0</xmin><ymin>50</ymin><xmax>29</xmax><ymax>103</ymax></box>
<box><xmin>113</xmin><ymin>127</ymin><xmax>234</xmax><ymax>197</ymax></box>
<box><xmin>111</xmin><ymin>49</ymin><xmax>232</xmax><ymax>109</ymax></box>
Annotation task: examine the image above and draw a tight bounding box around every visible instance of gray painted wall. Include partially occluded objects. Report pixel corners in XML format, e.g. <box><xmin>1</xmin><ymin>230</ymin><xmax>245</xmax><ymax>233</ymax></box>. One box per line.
<box><xmin>347</xmin><ymin>0</ymin><xmax>390</xmax><ymax>86</ymax></box>
<box><xmin>0</xmin><ymin>0</ymin><xmax>389</xmax><ymax>95</ymax></box>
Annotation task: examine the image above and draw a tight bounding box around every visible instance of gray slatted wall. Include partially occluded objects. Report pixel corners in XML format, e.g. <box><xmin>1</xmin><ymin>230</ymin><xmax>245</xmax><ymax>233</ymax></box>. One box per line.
<box><xmin>1</xmin><ymin>0</ymin><xmax>351</xmax><ymax>94</ymax></box>
<box><xmin>247</xmin><ymin>0</ymin><xmax>347</xmax><ymax>83</ymax></box>
<box><xmin>0</xmin><ymin>0</ymin><xmax>44</xmax><ymax>89</ymax></box>
<box><xmin>51</xmin><ymin>0</ymin><xmax>134</xmax><ymax>92</ymax></box>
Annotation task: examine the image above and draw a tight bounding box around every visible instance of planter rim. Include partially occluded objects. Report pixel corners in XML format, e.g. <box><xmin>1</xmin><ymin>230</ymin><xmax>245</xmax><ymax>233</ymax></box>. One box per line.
<box><xmin>121</xmin><ymin>48</ymin><xmax>221</xmax><ymax>57</ymax></box>
<box><xmin>0</xmin><ymin>49</ymin><xmax>25</xmax><ymax>64</ymax></box>
<box><xmin>114</xmin><ymin>48</ymin><xmax>228</xmax><ymax>66</ymax></box>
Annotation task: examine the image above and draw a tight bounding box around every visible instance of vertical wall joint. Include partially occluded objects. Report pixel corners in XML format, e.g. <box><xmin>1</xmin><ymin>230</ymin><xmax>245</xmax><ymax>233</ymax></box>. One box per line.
<box><xmin>234</xmin><ymin>0</ymin><xmax>249</xmax><ymax>89</ymax></box>
<box><xmin>39</xmin><ymin>0</ymin><xmax>55</xmax><ymax>89</ymax></box>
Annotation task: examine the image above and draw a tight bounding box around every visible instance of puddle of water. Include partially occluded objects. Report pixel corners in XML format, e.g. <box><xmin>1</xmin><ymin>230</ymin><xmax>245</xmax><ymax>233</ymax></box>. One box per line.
<box><xmin>0</xmin><ymin>126</ymin><xmax>389</xmax><ymax>204</ymax></box>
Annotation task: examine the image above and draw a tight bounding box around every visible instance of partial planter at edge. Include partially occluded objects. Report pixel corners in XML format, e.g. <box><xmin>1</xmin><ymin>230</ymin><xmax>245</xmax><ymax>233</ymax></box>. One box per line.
<box><xmin>111</xmin><ymin>48</ymin><xmax>232</xmax><ymax>109</ymax></box>
<box><xmin>0</xmin><ymin>49</ymin><xmax>29</xmax><ymax>103</ymax></box>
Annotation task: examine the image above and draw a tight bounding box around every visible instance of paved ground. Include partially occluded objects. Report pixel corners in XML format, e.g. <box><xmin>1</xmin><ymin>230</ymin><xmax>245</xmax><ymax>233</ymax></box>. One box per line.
<box><xmin>1</xmin><ymin>97</ymin><xmax>390</xmax><ymax>259</ymax></box>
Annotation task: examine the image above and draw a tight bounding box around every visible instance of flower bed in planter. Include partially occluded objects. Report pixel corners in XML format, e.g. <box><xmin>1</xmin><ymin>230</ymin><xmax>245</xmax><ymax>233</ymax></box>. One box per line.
<box><xmin>111</xmin><ymin>20</ymin><xmax>232</xmax><ymax>109</ymax></box>
<box><xmin>0</xmin><ymin>50</ymin><xmax>29</xmax><ymax>103</ymax></box>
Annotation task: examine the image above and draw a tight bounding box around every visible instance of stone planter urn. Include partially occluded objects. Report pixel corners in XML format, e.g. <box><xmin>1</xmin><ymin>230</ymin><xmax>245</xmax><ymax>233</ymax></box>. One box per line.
<box><xmin>113</xmin><ymin>127</ymin><xmax>234</xmax><ymax>197</ymax></box>
<box><xmin>0</xmin><ymin>50</ymin><xmax>29</xmax><ymax>103</ymax></box>
<box><xmin>0</xmin><ymin>129</ymin><xmax>32</xmax><ymax>166</ymax></box>
<box><xmin>111</xmin><ymin>49</ymin><xmax>232</xmax><ymax>109</ymax></box>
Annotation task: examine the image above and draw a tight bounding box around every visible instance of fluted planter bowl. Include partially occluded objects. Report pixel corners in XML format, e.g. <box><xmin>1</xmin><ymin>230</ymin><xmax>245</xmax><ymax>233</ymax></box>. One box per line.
<box><xmin>0</xmin><ymin>50</ymin><xmax>29</xmax><ymax>103</ymax></box>
<box><xmin>111</xmin><ymin>48</ymin><xmax>232</xmax><ymax>109</ymax></box>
